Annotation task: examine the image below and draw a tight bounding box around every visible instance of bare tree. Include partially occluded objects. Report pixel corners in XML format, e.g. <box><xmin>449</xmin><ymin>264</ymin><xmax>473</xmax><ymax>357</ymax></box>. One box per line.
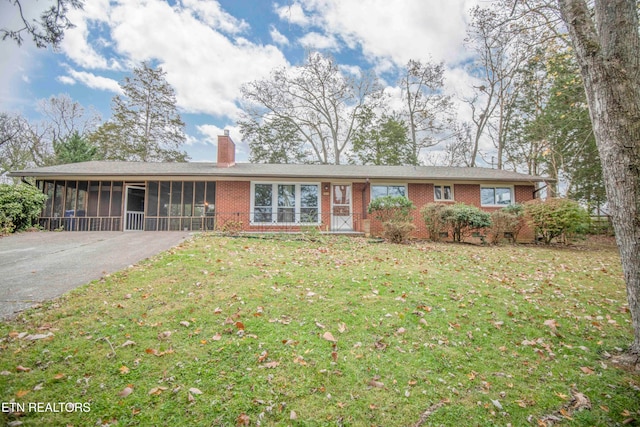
<box><xmin>1</xmin><ymin>0</ymin><xmax>83</xmax><ymax>49</ymax></box>
<box><xmin>399</xmin><ymin>59</ymin><xmax>453</xmax><ymax>162</ymax></box>
<box><xmin>554</xmin><ymin>0</ymin><xmax>640</xmax><ymax>355</ymax></box>
<box><xmin>240</xmin><ymin>52</ymin><xmax>384</xmax><ymax>165</ymax></box>
<box><xmin>0</xmin><ymin>113</ymin><xmax>48</xmax><ymax>180</ymax></box>
<box><xmin>37</xmin><ymin>93</ymin><xmax>101</xmax><ymax>145</ymax></box>
<box><xmin>463</xmin><ymin>4</ymin><xmax>544</xmax><ymax>168</ymax></box>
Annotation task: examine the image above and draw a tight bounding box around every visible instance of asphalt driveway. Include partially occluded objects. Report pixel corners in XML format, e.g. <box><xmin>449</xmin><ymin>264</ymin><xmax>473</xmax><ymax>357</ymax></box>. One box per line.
<box><xmin>0</xmin><ymin>231</ymin><xmax>191</xmax><ymax>319</ymax></box>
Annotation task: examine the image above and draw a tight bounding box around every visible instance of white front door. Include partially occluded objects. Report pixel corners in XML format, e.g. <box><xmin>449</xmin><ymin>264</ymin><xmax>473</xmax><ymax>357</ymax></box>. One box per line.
<box><xmin>331</xmin><ymin>184</ymin><xmax>352</xmax><ymax>231</ymax></box>
<box><xmin>125</xmin><ymin>186</ymin><xmax>145</xmax><ymax>231</ymax></box>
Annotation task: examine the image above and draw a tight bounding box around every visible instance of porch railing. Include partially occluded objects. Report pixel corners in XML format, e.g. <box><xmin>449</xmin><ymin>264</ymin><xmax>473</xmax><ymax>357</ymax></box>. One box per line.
<box><xmin>125</xmin><ymin>211</ymin><xmax>144</xmax><ymax>231</ymax></box>
<box><xmin>38</xmin><ymin>212</ymin><xmax>367</xmax><ymax>234</ymax></box>
<box><xmin>39</xmin><ymin>216</ymin><xmax>122</xmax><ymax>232</ymax></box>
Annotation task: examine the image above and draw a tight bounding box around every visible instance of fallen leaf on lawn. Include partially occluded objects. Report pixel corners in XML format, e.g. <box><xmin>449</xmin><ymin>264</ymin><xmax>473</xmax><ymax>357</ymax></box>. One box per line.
<box><xmin>157</xmin><ymin>331</ymin><xmax>171</xmax><ymax>340</ymax></box>
<box><xmin>189</xmin><ymin>387</ymin><xmax>203</xmax><ymax>395</ymax></box>
<box><xmin>260</xmin><ymin>361</ymin><xmax>280</xmax><ymax>369</ymax></box>
<box><xmin>53</xmin><ymin>373</ymin><xmax>66</xmax><ymax>380</ymax></box>
<box><xmin>570</xmin><ymin>391</ymin><xmax>591</xmax><ymax>410</ymax></box>
<box><xmin>16</xmin><ymin>365</ymin><xmax>31</xmax><ymax>372</ymax></box>
<box><xmin>188</xmin><ymin>392</ymin><xmax>195</xmax><ymax>403</ymax></box>
<box><xmin>290</xmin><ymin>410</ymin><xmax>297</xmax><ymax>420</ymax></box>
<box><xmin>121</xmin><ymin>340</ymin><xmax>136</xmax><ymax>347</ymax></box>
<box><xmin>396</xmin><ymin>327</ymin><xmax>406</xmax><ymax>335</ymax></box>
<box><xmin>118</xmin><ymin>386</ymin><xmax>134</xmax><ymax>397</ymax></box>
<box><xmin>338</xmin><ymin>322</ymin><xmax>347</xmax><ymax>333</ymax></box>
<box><xmin>145</xmin><ymin>348</ymin><xmax>174</xmax><ymax>357</ymax></box>
<box><xmin>213</xmin><ymin>307</ymin><xmax>222</xmax><ymax>314</ymax></box>
<box><xmin>258</xmin><ymin>350</ymin><xmax>268</xmax><ymax>362</ymax></box>
<box><xmin>24</xmin><ymin>332</ymin><xmax>54</xmax><ymax>341</ymax></box>
<box><xmin>315</xmin><ymin>321</ymin><xmax>325</xmax><ymax>329</ymax></box>
<box><xmin>1</xmin><ymin>371</ymin><xmax>11</xmax><ymax>376</ymax></box>
<box><xmin>237</xmin><ymin>413</ymin><xmax>250</xmax><ymax>426</ymax></box>
<box><xmin>16</xmin><ymin>389</ymin><xmax>29</xmax><ymax>398</ymax></box>
<box><xmin>180</xmin><ymin>321</ymin><xmax>190</xmax><ymax>327</ymax></box>
<box><xmin>368</xmin><ymin>379</ymin><xmax>385</xmax><ymax>388</ymax></box>
<box><xmin>148</xmin><ymin>386</ymin><xmax>168</xmax><ymax>395</ymax></box>
<box><xmin>322</xmin><ymin>331</ymin><xmax>337</xmax><ymax>342</ymax></box>
<box><xmin>235</xmin><ymin>321</ymin><xmax>245</xmax><ymax>330</ymax></box>
<box><xmin>119</xmin><ymin>365</ymin><xmax>130</xmax><ymax>374</ymax></box>
<box><xmin>212</xmin><ymin>333</ymin><xmax>222</xmax><ymax>341</ymax></box>
<box><xmin>579</xmin><ymin>366</ymin><xmax>594</xmax><ymax>375</ymax></box>
<box><xmin>331</xmin><ymin>351</ymin><xmax>338</xmax><ymax>362</ymax></box>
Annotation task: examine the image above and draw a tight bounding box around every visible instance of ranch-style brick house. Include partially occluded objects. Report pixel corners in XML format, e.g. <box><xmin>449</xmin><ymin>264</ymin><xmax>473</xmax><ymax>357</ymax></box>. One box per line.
<box><xmin>10</xmin><ymin>133</ymin><xmax>551</xmax><ymax>240</ymax></box>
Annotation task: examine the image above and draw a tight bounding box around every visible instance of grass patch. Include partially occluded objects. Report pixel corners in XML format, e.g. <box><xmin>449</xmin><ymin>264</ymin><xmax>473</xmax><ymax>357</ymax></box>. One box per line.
<box><xmin>1</xmin><ymin>235</ymin><xmax>639</xmax><ymax>426</ymax></box>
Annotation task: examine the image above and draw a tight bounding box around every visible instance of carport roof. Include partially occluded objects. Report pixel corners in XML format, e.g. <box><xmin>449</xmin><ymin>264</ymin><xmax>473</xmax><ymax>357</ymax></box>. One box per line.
<box><xmin>11</xmin><ymin>161</ymin><xmax>552</xmax><ymax>183</ymax></box>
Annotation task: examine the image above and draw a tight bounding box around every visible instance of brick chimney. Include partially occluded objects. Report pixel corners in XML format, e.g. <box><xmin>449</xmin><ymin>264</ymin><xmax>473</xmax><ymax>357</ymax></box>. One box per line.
<box><xmin>217</xmin><ymin>130</ymin><xmax>235</xmax><ymax>168</ymax></box>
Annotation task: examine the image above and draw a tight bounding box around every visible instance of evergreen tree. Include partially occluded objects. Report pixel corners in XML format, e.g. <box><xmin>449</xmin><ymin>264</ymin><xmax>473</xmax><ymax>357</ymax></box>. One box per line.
<box><xmin>351</xmin><ymin>112</ymin><xmax>417</xmax><ymax>165</ymax></box>
<box><xmin>53</xmin><ymin>131</ymin><xmax>98</xmax><ymax>164</ymax></box>
<box><xmin>104</xmin><ymin>62</ymin><xmax>188</xmax><ymax>162</ymax></box>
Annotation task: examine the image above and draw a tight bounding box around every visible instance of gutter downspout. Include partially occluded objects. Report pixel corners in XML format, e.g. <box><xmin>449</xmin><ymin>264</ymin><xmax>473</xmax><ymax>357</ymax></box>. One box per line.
<box><xmin>362</xmin><ymin>178</ymin><xmax>370</xmax><ymax>219</ymax></box>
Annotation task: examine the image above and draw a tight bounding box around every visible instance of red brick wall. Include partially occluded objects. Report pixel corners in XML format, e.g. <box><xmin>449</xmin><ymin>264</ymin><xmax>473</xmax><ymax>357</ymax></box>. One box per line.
<box><xmin>515</xmin><ymin>185</ymin><xmax>535</xmax><ymax>203</ymax></box>
<box><xmin>217</xmin><ymin>135</ymin><xmax>236</xmax><ymax>167</ymax></box>
<box><xmin>215</xmin><ymin>181</ymin><xmax>250</xmax><ymax>229</ymax></box>
<box><xmin>454</xmin><ymin>184</ymin><xmax>481</xmax><ymax>206</ymax></box>
<box><xmin>213</xmin><ymin>180</ymin><xmax>539</xmax><ymax>240</ymax></box>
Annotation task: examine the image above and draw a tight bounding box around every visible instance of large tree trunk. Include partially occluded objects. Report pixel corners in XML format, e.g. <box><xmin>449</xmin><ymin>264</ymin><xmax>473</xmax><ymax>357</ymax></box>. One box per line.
<box><xmin>558</xmin><ymin>0</ymin><xmax>640</xmax><ymax>353</ymax></box>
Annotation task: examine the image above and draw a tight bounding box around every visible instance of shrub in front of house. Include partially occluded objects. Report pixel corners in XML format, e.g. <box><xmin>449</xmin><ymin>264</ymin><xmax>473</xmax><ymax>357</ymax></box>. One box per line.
<box><xmin>488</xmin><ymin>203</ymin><xmax>525</xmax><ymax>244</ymax></box>
<box><xmin>440</xmin><ymin>203</ymin><xmax>492</xmax><ymax>243</ymax></box>
<box><xmin>524</xmin><ymin>198</ymin><xmax>589</xmax><ymax>244</ymax></box>
<box><xmin>367</xmin><ymin>195</ymin><xmax>416</xmax><ymax>243</ymax></box>
<box><xmin>420</xmin><ymin>203</ymin><xmax>448</xmax><ymax>242</ymax></box>
<box><xmin>0</xmin><ymin>183</ymin><xmax>47</xmax><ymax>234</ymax></box>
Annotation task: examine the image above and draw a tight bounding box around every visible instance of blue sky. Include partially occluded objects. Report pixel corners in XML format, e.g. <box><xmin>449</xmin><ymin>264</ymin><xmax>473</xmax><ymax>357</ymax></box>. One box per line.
<box><xmin>0</xmin><ymin>0</ymin><xmax>480</xmax><ymax>162</ymax></box>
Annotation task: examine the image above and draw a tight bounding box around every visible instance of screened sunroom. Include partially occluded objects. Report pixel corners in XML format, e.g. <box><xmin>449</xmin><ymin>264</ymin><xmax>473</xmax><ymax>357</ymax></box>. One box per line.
<box><xmin>36</xmin><ymin>180</ymin><xmax>216</xmax><ymax>231</ymax></box>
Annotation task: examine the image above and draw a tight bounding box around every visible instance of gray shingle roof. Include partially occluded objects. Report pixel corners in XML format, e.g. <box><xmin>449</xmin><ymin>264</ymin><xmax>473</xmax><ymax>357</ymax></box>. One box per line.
<box><xmin>10</xmin><ymin>161</ymin><xmax>551</xmax><ymax>182</ymax></box>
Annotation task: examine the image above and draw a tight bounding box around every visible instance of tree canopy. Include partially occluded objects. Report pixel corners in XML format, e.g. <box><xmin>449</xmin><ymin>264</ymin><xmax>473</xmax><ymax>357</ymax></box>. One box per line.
<box><xmin>92</xmin><ymin>62</ymin><xmax>188</xmax><ymax>162</ymax></box>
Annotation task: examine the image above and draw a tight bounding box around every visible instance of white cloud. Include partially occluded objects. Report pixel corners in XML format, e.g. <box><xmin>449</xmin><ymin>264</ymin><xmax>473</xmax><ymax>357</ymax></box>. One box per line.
<box><xmin>61</xmin><ymin>0</ymin><xmax>112</xmax><ymax>69</ymax></box>
<box><xmin>269</xmin><ymin>25</ymin><xmax>289</xmax><ymax>46</ymax></box>
<box><xmin>57</xmin><ymin>75</ymin><xmax>76</xmax><ymax>85</ymax></box>
<box><xmin>298</xmin><ymin>32</ymin><xmax>339</xmax><ymax>51</ymax></box>
<box><xmin>274</xmin><ymin>2</ymin><xmax>310</xmax><ymax>26</ymax></box>
<box><xmin>59</xmin><ymin>0</ymin><xmax>288</xmax><ymax>120</ymax></box>
<box><xmin>181</xmin><ymin>0</ymin><xmax>250</xmax><ymax>34</ymax></box>
<box><xmin>64</xmin><ymin>69</ymin><xmax>122</xmax><ymax>93</ymax></box>
<box><xmin>287</xmin><ymin>0</ymin><xmax>479</xmax><ymax>66</ymax></box>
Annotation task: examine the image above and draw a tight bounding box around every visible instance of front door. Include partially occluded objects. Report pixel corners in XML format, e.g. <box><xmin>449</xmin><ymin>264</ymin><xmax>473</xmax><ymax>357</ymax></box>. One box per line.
<box><xmin>331</xmin><ymin>184</ymin><xmax>352</xmax><ymax>231</ymax></box>
<box><xmin>125</xmin><ymin>186</ymin><xmax>145</xmax><ymax>231</ymax></box>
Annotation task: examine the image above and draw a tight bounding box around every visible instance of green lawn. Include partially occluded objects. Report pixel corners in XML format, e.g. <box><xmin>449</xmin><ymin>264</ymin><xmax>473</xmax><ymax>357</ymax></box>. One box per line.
<box><xmin>1</xmin><ymin>234</ymin><xmax>639</xmax><ymax>426</ymax></box>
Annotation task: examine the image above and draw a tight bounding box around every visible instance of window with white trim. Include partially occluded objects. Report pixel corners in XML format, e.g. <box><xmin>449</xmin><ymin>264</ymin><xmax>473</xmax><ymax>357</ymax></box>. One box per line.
<box><xmin>434</xmin><ymin>184</ymin><xmax>453</xmax><ymax>201</ymax></box>
<box><xmin>370</xmin><ymin>184</ymin><xmax>406</xmax><ymax>201</ymax></box>
<box><xmin>251</xmin><ymin>183</ymin><xmax>320</xmax><ymax>224</ymax></box>
<box><xmin>481</xmin><ymin>186</ymin><xmax>513</xmax><ymax>206</ymax></box>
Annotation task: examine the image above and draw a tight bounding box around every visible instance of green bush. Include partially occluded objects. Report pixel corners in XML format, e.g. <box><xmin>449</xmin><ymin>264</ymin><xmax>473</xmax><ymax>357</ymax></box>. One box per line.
<box><xmin>440</xmin><ymin>203</ymin><xmax>492</xmax><ymax>243</ymax></box>
<box><xmin>367</xmin><ymin>195</ymin><xmax>415</xmax><ymax>223</ymax></box>
<box><xmin>367</xmin><ymin>196</ymin><xmax>416</xmax><ymax>243</ymax></box>
<box><xmin>420</xmin><ymin>203</ymin><xmax>448</xmax><ymax>241</ymax></box>
<box><xmin>524</xmin><ymin>198</ymin><xmax>589</xmax><ymax>244</ymax></box>
<box><xmin>0</xmin><ymin>183</ymin><xmax>46</xmax><ymax>233</ymax></box>
<box><xmin>488</xmin><ymin>204</ymin><xmax>525</xmax><ymax>244</ymax></box>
